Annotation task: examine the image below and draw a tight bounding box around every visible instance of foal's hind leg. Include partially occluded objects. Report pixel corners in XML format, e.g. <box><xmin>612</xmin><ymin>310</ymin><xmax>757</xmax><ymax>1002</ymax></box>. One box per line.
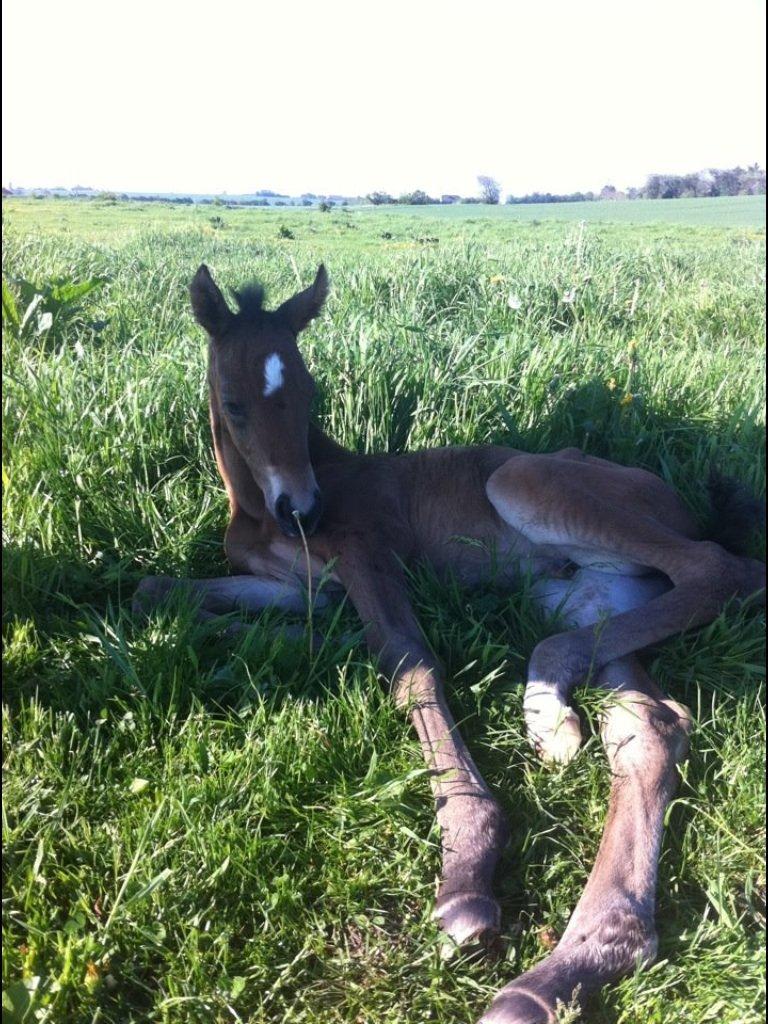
<box><xmin>487</xmin><ymin>454</ymin><xmax>764</xmax><ymax>763</ymax></box>
<box><xmin>524</xmin><ymin>570</ymin><xmax>671</xmax><ymax>762</ymax></box>
<box><xmin>479</xmin><ymin>655</ymin><xmax>691</xmax><ymax>1024</ymax></box>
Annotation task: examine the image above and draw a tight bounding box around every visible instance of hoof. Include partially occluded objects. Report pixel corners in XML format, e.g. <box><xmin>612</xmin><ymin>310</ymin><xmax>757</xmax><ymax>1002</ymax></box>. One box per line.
<box><xmin>524</xmin><ymin>689</ymin><xmax>583</xmax><ymax>764</ymax></box>
<box><xmin>479</xmin><ymin>906</ymin><xmax>658</xmax><ymax>1022</ymax></box>
<box><xmin>478</xmin><ymin>986</ymin><xmax>557</xmax><ymax>1024</ymax></box>
<box><xmin>433</xmin><ymin>891</ymin><xmax>501</xmax><ymax>950</ymax></box>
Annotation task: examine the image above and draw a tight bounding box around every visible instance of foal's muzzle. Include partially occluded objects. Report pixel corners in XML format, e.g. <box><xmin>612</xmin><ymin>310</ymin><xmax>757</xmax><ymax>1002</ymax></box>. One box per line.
<box><xmin>274</xmin><ymin>490</ymin><xmax>323</xmax><ymax>538</ymax></box>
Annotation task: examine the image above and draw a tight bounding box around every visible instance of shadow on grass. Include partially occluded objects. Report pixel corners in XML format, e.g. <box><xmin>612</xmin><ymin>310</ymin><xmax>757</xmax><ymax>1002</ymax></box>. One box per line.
<box><xmin>3</xmin><ymin>382</ymin><xmax>765</xmax><ymax>1024</ymax></box>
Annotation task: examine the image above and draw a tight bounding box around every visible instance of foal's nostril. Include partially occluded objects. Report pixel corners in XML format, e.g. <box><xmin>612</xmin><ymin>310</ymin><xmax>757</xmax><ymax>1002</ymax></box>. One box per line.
<box><xmin>275</xmin><ymin>493</ymin><xmax>293</xmax><ymax>527</ymax></box>
<box><xmin>273</xmin><ymin>491</ymin><xmax>323</xmax><ymax>537</ymax></box>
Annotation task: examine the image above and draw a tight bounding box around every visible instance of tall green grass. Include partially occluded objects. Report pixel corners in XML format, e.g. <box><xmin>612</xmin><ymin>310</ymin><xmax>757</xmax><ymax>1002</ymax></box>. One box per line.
<box><xmin>2</xmin><ymin>202</ymin><xmax>766</xmax><ymax>1023</ymax></box>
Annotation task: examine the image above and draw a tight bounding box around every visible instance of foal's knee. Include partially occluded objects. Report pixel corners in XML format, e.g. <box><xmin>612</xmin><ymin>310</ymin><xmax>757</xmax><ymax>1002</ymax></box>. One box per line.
<box><xmin>386</xmin><ymin>642</ymin><xmax>444</xmax><ymax>710</ymax></box>
<box><xmin>528</xmin><ymin>633</ymin><xmax>593</xmax><ymax>693</ymax></box>
<box><xmin>601</xmin><ymin>691</ymin><xmax>692</xmax><ymax>773</ymax></box>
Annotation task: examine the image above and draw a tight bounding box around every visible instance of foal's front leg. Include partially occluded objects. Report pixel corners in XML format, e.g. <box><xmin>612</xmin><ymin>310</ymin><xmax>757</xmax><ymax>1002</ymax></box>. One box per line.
<box><xmin>399</xmin><ymin>660</ymin><xmax>510</xmax><ymax>946</ymax></box>
<box><xmin>133</xmin><ymin>572</ymin><xmax>333</xmax><ymax>627</ymax></box>
<box><xmin>339</xmin><ymin>547</ymin><xmax>510</xmax><ymax>946</ymax></box>
<box><xmin>480</xmin><ymin>655</ymin><xmax>691</xmax><ymax>1024</ymax></box>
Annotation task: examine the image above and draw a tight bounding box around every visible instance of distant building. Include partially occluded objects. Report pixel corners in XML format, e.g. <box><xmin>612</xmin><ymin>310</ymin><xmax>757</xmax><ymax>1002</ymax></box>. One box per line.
<box><xmin>441</xmin><ymin>194</ymin><xmax>461</xmax><ymax>204</ymax></box>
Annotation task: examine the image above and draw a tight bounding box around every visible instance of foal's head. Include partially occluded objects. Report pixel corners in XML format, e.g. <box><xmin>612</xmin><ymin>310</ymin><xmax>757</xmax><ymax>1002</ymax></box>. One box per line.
<box><xmin>190</xmin><ymin>263</ymin><xmax>328</xmax><ymax>537</ymax></box>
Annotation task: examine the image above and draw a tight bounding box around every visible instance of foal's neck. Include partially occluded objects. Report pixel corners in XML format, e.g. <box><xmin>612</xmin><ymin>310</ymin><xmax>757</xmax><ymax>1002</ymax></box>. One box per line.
<box><xmin>308</xmin><ymin>422</ymin><xmax>353</xmax><ymax>465</ymax></box>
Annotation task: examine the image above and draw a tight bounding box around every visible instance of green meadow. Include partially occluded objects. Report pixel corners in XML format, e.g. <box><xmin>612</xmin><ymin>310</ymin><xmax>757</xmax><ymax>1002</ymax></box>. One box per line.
<box><xmin>4</xmin><ymin>193</ymin><xmax>765</xmax><ymax>242</ymax></box>
<box><xmin>2</xmin><ymin>196</ymin><xmax>765</xmax><ymax>1023</ymax></box>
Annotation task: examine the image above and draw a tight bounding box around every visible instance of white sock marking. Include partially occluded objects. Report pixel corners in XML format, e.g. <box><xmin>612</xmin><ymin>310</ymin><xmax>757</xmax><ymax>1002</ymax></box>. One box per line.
<box><xmin>263</xmin><ymin>353</ymin><xmax>284</xmax><ymax>397</ymax></box>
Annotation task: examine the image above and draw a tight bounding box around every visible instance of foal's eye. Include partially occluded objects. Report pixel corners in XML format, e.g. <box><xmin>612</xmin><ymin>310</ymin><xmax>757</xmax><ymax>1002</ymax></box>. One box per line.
<box><xmin>224</xmin><ymin>400</ymin><xmax>246</xmax><ymax>420</ymax></box>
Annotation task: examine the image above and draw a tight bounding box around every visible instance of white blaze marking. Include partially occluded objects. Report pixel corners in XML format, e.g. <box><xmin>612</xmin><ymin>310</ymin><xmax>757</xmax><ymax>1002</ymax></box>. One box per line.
<box><xmin>263</xmin><ymin>470</ymin><xmax>283</xmax><ymax>510</ymax></box>
<box><xmin>263</xmin><ymin>353</ymin><xmax>284</xmax><ymax>397</ymax></box>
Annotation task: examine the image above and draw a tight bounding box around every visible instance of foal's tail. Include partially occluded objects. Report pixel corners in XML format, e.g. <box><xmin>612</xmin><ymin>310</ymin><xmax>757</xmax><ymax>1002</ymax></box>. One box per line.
<box><xmin>706</xmin><ymin>468</ymin><xmax>765</xmax><ymax>557</ymax></box>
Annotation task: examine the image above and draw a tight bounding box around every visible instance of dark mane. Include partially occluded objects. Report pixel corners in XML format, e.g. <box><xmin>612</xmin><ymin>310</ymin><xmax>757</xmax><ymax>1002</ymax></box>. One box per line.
<box><xmin>231</xmin><ymin>282</ymin><xmax>268</xmax><ymax>323</ymax></box>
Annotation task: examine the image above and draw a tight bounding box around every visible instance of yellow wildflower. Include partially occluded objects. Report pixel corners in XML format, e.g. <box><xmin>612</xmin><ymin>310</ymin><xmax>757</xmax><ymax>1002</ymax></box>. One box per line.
<box><xmin>620</xmin><ymin>393</ymin><xmax>634</xmax><ymax>407</ymax></box>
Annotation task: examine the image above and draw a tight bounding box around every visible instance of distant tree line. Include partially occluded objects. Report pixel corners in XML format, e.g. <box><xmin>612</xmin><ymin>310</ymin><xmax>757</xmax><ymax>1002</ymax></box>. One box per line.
<box><xmin>367</xmin><ymin>190</ymin><xmax>437</xmax><ymax>205</ymax></box>
<box><xmin>505</xmin><ymin>190</ymin><xmax>597</xmax><ymax>205</ymax></box>
<box><xmin>7</xmin><ymin>165</ymin><xmax>764</xmax><ymax>208</ymax></box>
<box><xmin>365</xmin><ymin>166</ymin><xmax>765</xmax><ymax>208</ymax></box>
<box><xmin>3</xmin><ymin>188</ymin><xmax>362</xmax><ymax>208</ymax></box>
<box><xmin>367</xmin><ymin>176</ymin><xmax>502</xmax><ymax>206</ymax></box>
<box><xmin>639</xmin><ymin>165</ymin><xmax>765</xmax><ymax>199</ymax></box>
<box><xmin>505</xmin><ymin>165</ymin><xmax>765</xmax><ymax>204</ymax></box>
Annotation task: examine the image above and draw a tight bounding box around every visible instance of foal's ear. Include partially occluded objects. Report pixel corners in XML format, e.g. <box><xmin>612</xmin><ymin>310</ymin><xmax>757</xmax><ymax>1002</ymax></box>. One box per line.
<box><xmin>277</xmin><ymin>264</ymin><xmax>329</xmax><ymax>334</ymax></box>
<box><xmin>190</xmin><ymin>264</ymin><xmax>233</xmax><ymax>335</ymax></box>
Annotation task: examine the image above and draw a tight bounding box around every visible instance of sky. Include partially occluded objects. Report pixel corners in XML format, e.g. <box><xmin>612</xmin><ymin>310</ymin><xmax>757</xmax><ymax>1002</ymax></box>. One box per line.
<box><xmin>2</xmin><ymin>0</ymin><xmax>765</xmax><ymax>198</ymax></box>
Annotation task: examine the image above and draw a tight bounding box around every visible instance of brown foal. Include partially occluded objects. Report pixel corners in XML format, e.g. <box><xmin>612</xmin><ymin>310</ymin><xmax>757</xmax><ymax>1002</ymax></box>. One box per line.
<box><xmin>135</xmin><ymin>265</ymin><xmax>765</xmax><ymax>1024</ymax></box>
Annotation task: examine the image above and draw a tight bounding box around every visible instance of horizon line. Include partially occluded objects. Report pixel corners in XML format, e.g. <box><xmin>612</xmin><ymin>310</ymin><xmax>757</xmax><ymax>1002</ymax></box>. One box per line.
<box><xmin>4</xmin><ymin>160</ymin><xmax>766</xmax><ymax>202</ymax></box>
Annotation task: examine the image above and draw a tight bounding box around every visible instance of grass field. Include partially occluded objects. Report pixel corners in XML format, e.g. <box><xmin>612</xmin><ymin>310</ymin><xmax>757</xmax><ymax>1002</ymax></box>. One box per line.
<box><xmin>2</xmin><ymin>197</ymin><xmax>766</xmax><ymax>1024</ymax></box>
<box><xmin>3</xmin><ymin>194</ymin><xmax>765</xmax><ymax>244</ymax></box>
<box><xmin>375</xmin><ymin>195</ymin><xmax>767</xmax><ymax>227</ymax></box>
